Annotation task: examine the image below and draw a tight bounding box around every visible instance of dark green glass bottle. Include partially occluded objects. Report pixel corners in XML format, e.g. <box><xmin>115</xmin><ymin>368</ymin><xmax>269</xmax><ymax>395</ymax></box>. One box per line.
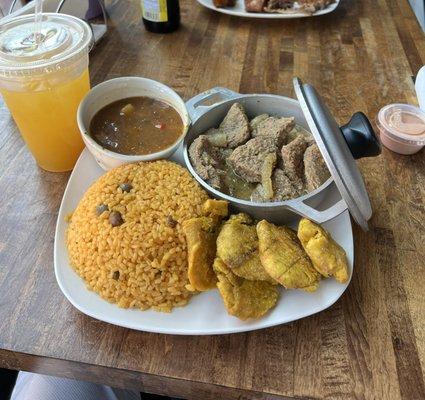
<box><xmin>141</xmin><ymin>0</ymin><xmax>180</xmax><ymax>34</ymax></box>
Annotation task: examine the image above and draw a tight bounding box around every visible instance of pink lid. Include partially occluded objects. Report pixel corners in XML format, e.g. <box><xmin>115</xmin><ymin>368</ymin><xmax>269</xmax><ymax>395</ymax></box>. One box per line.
<box><xmin>378</xmin><ymin>104</ymin><xmax>425</xmax><ymax>145</ymax></box>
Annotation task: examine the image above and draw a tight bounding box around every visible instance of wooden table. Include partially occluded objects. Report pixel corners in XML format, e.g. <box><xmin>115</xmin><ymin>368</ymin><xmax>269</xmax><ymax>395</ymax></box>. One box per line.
<box><xmin>0</xmin><ymin>1</ymin><xmax>424</xmax><ymax>399</ymax></box>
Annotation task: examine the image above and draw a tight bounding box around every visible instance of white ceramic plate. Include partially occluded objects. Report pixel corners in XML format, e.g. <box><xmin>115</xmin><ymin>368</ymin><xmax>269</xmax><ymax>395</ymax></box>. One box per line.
<box><xmin>54</xmin><ymin>147</ymin><xmax>353</xmax><ymax>335</ymax></box>
<box><xmin>196</xmin><ymin>0</ymin><xmax>340</xmax><ymax>19</ymax></box>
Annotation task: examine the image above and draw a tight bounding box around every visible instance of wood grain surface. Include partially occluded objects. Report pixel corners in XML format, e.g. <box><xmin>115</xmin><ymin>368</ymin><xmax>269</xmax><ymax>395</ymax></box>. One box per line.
<box><xmin>0</xmin><ymin>1</ymin><xmax>424</xmax><ymax>399</ymax></box>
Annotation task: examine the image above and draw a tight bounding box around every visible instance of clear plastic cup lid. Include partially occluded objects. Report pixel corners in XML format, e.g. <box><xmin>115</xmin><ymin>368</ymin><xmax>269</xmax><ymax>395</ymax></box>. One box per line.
<box><xmin>0</xmin><ymin>13</ymin><xmax>92</xmax><ymax>76</ymax></box>
<box><xmin>378</xmin><ymin>104</ymin><xmax>425</xmax><ymax>145</ymax></box>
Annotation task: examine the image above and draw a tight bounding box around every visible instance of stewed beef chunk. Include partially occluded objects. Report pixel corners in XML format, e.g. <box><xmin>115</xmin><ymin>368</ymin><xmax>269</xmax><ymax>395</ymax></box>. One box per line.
<box><xmin>251</xmin><ymin>116</ymin><xmax>295</xmax><ymax>147</ymax></box>
<box><xmin>218</xmin><ymin>103</ymin><xmax>251</xmax><ymax>148</ymax></box>
<box><xmin>272</xmin><ymin>168</ymin><xmax>304</xmax><ymax>200</ymax></box>
<box><xmin>303</xmin><ymin>144</ymin><xmax>330</xmax><ymax>192</ymax></box>
<box><xmin>189</xmin><ymin>135</ymin><xmax>225</xmax><ymax>190</ymax></box>
<box><xmin>228</xmin><ymin>136</ymin><xmax>277</xmax><ymax>183</ymax></box>
<box><xmin>280</xmin><ymin>135</ymin><xmax>309</xmax><ymax>182</ymax></box>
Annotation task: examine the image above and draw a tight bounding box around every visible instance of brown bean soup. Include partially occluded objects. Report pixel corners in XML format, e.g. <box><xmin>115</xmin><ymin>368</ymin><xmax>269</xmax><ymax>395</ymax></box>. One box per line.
<box><xmin>89</xmin><ymin>97</ymin><xmax>183</xmax><ymax>155</ymax></box>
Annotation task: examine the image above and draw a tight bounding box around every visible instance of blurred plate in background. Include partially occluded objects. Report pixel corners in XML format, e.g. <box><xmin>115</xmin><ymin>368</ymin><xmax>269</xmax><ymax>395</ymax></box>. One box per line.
<box><xmin>196</xmin><ymin>0</ymin><xmax>340</xmax><ymax>19</ymax></box>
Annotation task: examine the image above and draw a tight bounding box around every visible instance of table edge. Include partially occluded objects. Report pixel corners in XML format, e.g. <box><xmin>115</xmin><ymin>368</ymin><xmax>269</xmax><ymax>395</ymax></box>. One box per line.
<box><xmin>0</xmin><ymin>348</ymin><xmax>308</xmax><ymax>400</ymax></box>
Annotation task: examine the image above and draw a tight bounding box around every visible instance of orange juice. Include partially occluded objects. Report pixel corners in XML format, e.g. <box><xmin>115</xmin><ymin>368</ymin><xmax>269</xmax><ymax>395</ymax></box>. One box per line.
<box><xmin>0</xmin><ymin>13</ymin><xmax>93</xmax><ymax>171</ymax></box>
<box><xmin>1</xmin><ymin>69</ymin><xmax>90</xmax><ymax>171</ymax></box>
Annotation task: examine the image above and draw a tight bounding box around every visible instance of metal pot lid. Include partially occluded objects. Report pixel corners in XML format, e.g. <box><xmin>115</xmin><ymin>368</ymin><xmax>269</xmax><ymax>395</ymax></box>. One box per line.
<box><xmin>293</xmin><ymin>77</ymin><xmax>381</xmax><ymax>230</ymax></box>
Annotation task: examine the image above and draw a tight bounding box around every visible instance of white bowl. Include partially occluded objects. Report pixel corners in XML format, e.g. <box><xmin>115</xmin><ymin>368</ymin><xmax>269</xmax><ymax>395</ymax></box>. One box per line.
<box><xmin>77</xmin><ymin>77</ymin><xmax>190</xmax><ymax>170</ymax></box>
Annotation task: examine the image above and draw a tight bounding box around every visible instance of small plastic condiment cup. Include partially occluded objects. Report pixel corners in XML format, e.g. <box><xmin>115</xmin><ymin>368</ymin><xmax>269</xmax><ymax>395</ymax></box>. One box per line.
<box><xmin>377</xmin><ymin>103</ymin><xmax>425</xmax><ymax>155</ymax></box>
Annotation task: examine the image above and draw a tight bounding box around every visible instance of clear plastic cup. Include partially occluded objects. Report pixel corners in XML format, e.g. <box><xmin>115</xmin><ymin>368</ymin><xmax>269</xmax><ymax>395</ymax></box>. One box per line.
<box><xmin>377</xmin><ymin>104</ymin><xmax>425</xmax><ymax>155</ymax></box>
<box><xmin>0</xmin><ymin>13</ymin><xmax>93</xmax><ymax>172</ymax></box>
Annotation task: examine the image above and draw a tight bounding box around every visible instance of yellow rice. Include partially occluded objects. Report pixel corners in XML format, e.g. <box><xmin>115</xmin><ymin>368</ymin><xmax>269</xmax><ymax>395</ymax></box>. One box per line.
<box><xmin>66</xmin><ymin>161</ymin><xmax>209</xmax><ymax>312</ymax></box>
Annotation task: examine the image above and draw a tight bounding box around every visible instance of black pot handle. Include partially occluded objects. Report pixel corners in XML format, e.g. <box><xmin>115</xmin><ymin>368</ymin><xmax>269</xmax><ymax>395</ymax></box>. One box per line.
<box><xmin>340</xmin><ymin>112</ymin><xmax>381</xmax><ymax>159</ymax></box>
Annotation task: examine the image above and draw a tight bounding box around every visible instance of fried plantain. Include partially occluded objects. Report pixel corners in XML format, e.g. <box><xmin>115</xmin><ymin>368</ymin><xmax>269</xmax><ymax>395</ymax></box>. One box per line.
<box><xmin>257</xmin><ymin>220</ymin><xmax>320</xmax><ymax>291</ymax></box>
<box><xmin>297</xmin><ymin>218</ymin><xmax>349</xmax><ymax>283</ymax></box>
<box><xmin>213</xmin><ymin>258</ymin><xmax>279</xmax><ymax>320</ymax></box>
<box><xmin>202</xmin><ymin>199</ymin><xmax>229</xmax><ymax>219</ymax></box>
<box><xmin>182</xmin><ymin>217</ymin><xmax>220</xmax><ymax>291</ymax></box>
<box><xmin>213</xmin><ymin>257</ymin><xmax>243</xmax><ymax>286</ymax></box>
<box><xmin>182</xmin><ymin>199</ymin><xmax>229</xmax><ymax>291</ymax></box>
<box><xmin>216</xmin><ymin>214</ymin><xmax>275</xmax><ymax>283</ymax></box>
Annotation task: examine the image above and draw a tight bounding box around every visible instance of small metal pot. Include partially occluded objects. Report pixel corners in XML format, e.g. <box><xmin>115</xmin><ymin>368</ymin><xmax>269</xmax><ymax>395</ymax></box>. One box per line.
<box><xmin>183</xmin><ymin>86</ymin><xmax>380</xmax><ymax>227</ymax></box>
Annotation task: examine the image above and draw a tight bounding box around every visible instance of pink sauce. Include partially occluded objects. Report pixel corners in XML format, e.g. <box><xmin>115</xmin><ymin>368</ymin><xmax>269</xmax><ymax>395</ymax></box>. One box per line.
<box><xmin>377</xmin><ymin>104</ymin><xmax>425</xmax><ymax>155</ymax></box>
<box><xmin>387</xmin><ymin>110</ymin><xmax>425</xmax><ymax>136</ymax></box>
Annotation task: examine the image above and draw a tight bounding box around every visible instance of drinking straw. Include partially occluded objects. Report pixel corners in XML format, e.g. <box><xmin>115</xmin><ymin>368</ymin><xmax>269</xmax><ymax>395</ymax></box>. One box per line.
<box><xmin>34</xmin><ymin>0</ymin><xmax>43</xmax><ymax>44</ymax></box>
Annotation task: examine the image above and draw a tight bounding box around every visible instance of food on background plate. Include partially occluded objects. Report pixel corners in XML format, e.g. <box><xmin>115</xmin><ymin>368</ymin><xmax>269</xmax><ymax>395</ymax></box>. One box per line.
<box><xmin>245</xmin><ymin>0</ymin><xmax>267</xmax><ymax>12</ymax></box>
<box><xmin>66</xmin><ymin>161</ymin><xmax>209</xmax><ymax>312</ymax></box>
<box><xmin>297</xmin><ymin>218</ymin><xmax>349</xmax><ymax>283</ymax></box>
<box><xmin>263</xmin><ymin>0</ymin><xmax>295</xmax><ymax>12</ymax></box>
<box><xmin>89</xmin><ymin>96</ymin><xmax>184</xmax><ymax>155</ymax></box>
<box><xmin>263</xmin><ymin>0</ymin><xmax>335</xmax><ymax>13</ymax></box>
<box><xmin>257</xmin><ymin>220</ymin><xmax>320</xmax><ymax>291</ymax></box>
<box><xmin>188</xmin><ymin>102</ymin><xmax>330</xmax><ymax>202</ymax></box>
<box><xmin>183</xmin><ymin>200</ymin><xmax>229</xmax><ymax>291</ymax></box>
<box><xmin>214</xmin><ymin>0</ymin><xmax>336</xmax><ymax>14</ymax></box>
<box><xmin>213</xmin><ymin>258</ymin><xmax>279</xmax><ymax>320</ymax></box>
<box><xmin>213</xmin><ymin>0</ymin><xmax>236</xmax><ymax>6</ymax></box>
<box><xmin>297</xmin><ymin>0</ymin><xmax>336</xmax><ymax>13</ymax></box>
